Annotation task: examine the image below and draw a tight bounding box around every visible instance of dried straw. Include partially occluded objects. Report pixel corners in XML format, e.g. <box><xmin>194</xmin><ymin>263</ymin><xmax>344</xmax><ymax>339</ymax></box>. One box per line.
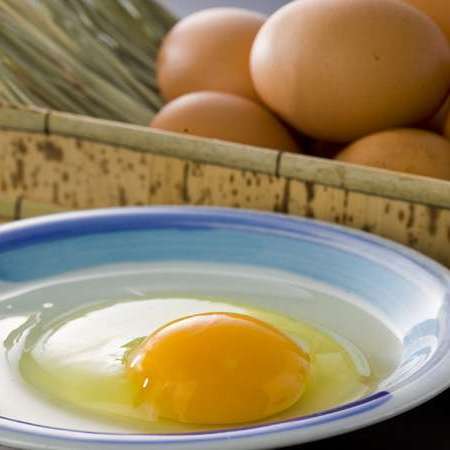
<box><xmin>0</xmin><ymin>0</ymin><xmax>176</xmax><ymax>125</ymax></box>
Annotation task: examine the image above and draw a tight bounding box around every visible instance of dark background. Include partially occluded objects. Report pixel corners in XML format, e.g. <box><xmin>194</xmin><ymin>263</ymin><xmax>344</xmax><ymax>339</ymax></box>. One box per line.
<box><xmin>159</xmin><ymin>1</ymin><xmax>450</xmax><ymax>449</ymax></box>
<box><xmin>162</xmin><ymin>0</ymin><xmax>288</xmax><ymax>15</ymax></box>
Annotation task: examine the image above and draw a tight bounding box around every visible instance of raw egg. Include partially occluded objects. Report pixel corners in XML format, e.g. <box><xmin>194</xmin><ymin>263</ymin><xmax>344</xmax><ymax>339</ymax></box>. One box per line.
<box><xmin>127</xmin><ymin>312</ymin><xmax>310</xmax><ymax>425</ymax></box>
<box><xmin>150</xmin><ymin>91</ymin><xmax>300</xmax><ymax>152</ymax></box>
<box><xmin>19</xmin><ymin>297</ymin><xmax>371</xmax><ymax>432</ymax></box>
<box><xmin>250</xmin><ymin>0</ymin><xmax>450</xmax><ymax>142</ymax></box>
<box><xmin>336</xmin><ymin>128</ymin><xmax>450</xmax><ymax>180</ymax></box>
<box><xmin>157</xmin><ymin>8</ymin><xmax>265</xmax><ymax>102</ymax></box>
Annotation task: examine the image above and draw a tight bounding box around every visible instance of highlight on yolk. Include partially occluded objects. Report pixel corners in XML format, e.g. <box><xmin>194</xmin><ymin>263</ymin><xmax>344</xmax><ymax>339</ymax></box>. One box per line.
<box><xmin>126</xmin><ymin>312</ymin><xmax>310</xmax><ymax>425</ymax></box>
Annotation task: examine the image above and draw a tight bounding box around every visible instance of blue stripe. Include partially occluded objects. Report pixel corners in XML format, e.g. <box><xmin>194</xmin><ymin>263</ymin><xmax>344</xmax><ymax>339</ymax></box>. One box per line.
<box><xmin>0</xmin><ymin>392</ymin><xmax>391</xmax><ymax>443</ymax></box>
<box><xmin>0</xmin><ymin>207</ymin><xmax>448</xmax><ymax>285</ymax></box>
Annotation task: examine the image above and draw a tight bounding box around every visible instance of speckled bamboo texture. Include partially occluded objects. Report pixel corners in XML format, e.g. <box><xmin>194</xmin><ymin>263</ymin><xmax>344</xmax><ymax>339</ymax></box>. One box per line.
<box><xmin>0</xmin><ymin>129</ymin><xmax>449</xmax><ymax>268</ymax></box>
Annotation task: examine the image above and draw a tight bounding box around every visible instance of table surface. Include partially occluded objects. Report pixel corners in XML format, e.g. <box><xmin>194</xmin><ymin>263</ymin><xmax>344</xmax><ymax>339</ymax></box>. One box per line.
<box><xmin>2</xmin><ymin>1</ymin><xmax>448</xmax><ymax>449</ymax></box>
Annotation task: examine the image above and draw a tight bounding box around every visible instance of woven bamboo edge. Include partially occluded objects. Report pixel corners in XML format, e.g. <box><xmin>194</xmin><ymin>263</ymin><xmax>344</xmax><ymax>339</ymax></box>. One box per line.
<box><xmin>1</xmin><ymin>104</ymin><xmax>450</xmax><ymax>210</ymax></box>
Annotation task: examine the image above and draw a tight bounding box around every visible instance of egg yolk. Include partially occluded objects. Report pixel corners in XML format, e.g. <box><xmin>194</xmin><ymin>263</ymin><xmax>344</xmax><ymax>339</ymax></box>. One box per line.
<box><xmin>126</xmin><ymin>312</ymin><xmax>310</xmax><ymax>425</ymax></box>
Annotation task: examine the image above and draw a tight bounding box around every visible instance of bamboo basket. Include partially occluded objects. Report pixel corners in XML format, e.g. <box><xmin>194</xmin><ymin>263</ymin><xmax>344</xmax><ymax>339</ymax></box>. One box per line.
<box><xmin>1</xmin><ymin>103</ymin><xmax>450</xmax><ymax>268</ymax></box>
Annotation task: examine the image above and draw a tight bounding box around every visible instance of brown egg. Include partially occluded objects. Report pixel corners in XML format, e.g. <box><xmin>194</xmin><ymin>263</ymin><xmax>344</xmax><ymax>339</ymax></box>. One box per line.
<box><xmin>401</xmin><ymin>0</ymin><xmax>450</xmax><ymax>42</ymax></box>
<box><xmin>425</xmin><ymin>96</ymin><xmax>450</xmax><ymax>133</ymax></box>
<box><xmin>157</xmin><ymin>8</ymin><xmax>265</xmax><ymax>102</ymax></box>
<box><xmin>150</xmin><ymin>91</ymin><xmax>300</xmax><ymax>152</ymax></box>
<box><xmin>336</xmin><ymin>129</ymin><xmax>450</xmax><ymax>180</ymax></box>
<box><xmin>443</xmin><ymin>110</ymin><xmax>450</xmax><ymax>139</ymax></box>
<box><xmin>251</xmin><ymin>0</ymin><xmax>450</xmax><ymax>143</ymax></box>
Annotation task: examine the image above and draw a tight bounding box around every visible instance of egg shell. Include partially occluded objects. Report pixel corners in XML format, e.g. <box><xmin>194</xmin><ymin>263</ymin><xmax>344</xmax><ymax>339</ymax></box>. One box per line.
<box><xmin>422</xmin><ymin>95</ymin><xmax>450</xmax><ymax>133</ymax></box>
<box><xmin>443</xmin><ymin>110</ymin><xmax>450</xmax><ymax>140</ymax></box>
<box><xmin>336</xmin><ymin>129</ymin><xmax>450</xmax><ymax>180</ymax></box>
<box><xmin>150</xmin><ymin>91</ymin><xmax>300</xmax><ymax>152</ymax></box>
<box><xmin>157</xmin><ymin>8</ymin><xmax>265</xmax><ymax>102</ymax></box>
<box><xmin>251</xmin><ymin>0</ymin><xmax>450</xmax><ymax>143</ymax></box>
<box><xmin>401</xmin><ymin>0</ymin><xmax>450</xmax><ymax>42</ymax></box>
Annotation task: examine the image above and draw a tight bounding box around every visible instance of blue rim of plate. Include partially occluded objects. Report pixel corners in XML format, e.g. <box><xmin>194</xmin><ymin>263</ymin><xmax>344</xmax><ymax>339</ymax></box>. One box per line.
<box><xmin>0</xmin><ymin>206</ymin><xmax>449</xmax><ymax>446</ymax></box>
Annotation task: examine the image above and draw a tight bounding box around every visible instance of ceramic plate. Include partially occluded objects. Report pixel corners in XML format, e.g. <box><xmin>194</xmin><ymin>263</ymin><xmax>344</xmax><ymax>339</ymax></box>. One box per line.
<box><xmin>0</xmin><ymin>207</ymin><xmax>449</xmax><ymax>450</ymax></box>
